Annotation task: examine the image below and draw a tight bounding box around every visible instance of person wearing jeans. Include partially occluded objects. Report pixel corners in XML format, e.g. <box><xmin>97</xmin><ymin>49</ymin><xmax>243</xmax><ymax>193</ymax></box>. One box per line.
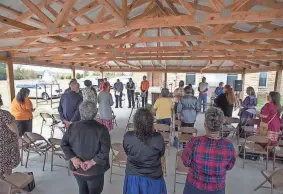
<box><xmin>153</xmin><ymin>88</ymin><xmax>173</xmax><ymax>126</ymax></box>
<box><xmin>114</xmin><ymin>79</ymin><xmax>124</xmax><ymax>108</ymax></box>
<box><xmin>198</xmin><ymin>77</ymin><xmax>209</xmax><ymax>113</ymax></box>
<box><xmin>126</xmin><ymin>78</ymin><xmax>136</xmax><ymax>108</ymax></box>
<box><xmin>140</xmin><ymin>76</ymin><xmax>149</xmax><ymax>108</ymax></box>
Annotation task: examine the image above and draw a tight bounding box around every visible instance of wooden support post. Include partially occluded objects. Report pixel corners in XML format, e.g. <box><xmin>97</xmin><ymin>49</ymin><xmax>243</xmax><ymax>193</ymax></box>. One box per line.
<box><xmin>274</xmin><ymin>64</ymin><xmax>283</xmax><ymax>92</ymax></box>
<box><xmin>72</xmin><ymin>65</ymin><xmax>75</xmax><ymax>79</ymax></box>
<box><xmin>6</xmin><ymin>58</ymin><xmax>15</xmax><ymax>102</ymax></box>
<box><xmin>241</xmin><ymin>69</ymin><xmax>246</xmax><ymax>98</ymax></box>
<box><xmin>164</xmin><ymin>72</ymin><xmax>167</xmax><ymax>88</ymax></box>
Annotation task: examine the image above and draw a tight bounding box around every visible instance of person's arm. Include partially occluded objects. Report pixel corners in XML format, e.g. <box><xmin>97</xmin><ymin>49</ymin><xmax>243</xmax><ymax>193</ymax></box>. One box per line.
<box><xmin>71</xmin><ymin>97</ymin><xmax>83</xmax><ymax>122</ymax></box>
<box><xmin>25</xmin><ymin>98</ymin><xmax>34</xmax><ymax>112</ymax></box>
<box><xmin>257</xmin><ymin>103</ymin><xmax>269</xmax><ymax>119</ymax></box>
<box><xmin>241</xmin><ymin>97</ymin><xmax>249</xmax><ymax>108</ymax></box>
<box><xmin>4</xmin><ymin>111</ymin><xmax>19</xmax><ymax>135</ymax></box>
<box><xmin>226</xmin><ymin>144</ymin><xmax>236</xmax><ymax>171</ymax></box>
<box><xmin>109</xmin><ymin>93</ymin><xmax>114</xmax><ymax>106</ymax></box>
<box><xmin>133</xmin><ymin>83</ymin><xmax>136</xmax><ymax>90</ymax></box>
<box><xmin>182</xmin><ymin>138</ymin><xmax>195</xmax><ymax>167</ymax></box>
<box><xmin>61</xmin><ymin>127</ymin><xmax>76</xmax><ymax>160</ymax></box>
<box><xmin>123</xmin><ymin>133</ymin><xmax>129</xmax><ymax>155</ymax></box>
<box><xmin>140</xmin><ymin>81</ymin><xmax>143</xmax><ymax>91</ymax></box>
<box><xmin>203</xmin><ymin>83</ymin><xmax>208</xmax><ymax>92</ymax></box>
<box><xmin>159</xmin><ymin>134</ymin><xmax>165</xmax><ymax>157</ymax></box>
<box><xmin>93</xmin><ymin>127</ymin><xmax>111</xmax><ymax>165</ymax></box>
<box><xmin>58</xmin><ymin>97</ymin><xmax>66</xmax><ymax>121</ymax></box>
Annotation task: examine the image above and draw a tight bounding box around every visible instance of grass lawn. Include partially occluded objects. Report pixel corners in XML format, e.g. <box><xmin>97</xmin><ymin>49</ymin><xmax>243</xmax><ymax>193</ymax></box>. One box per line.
<box><xmin>257</xmin><ymin>97</ymin><xmax>283</xmax><ymax>110</ymax></box>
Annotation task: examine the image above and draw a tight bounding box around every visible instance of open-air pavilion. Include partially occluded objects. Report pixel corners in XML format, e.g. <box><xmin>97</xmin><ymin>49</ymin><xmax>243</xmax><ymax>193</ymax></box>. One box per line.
<box><xmin>0</xmin><ymin>0</ymin><xmax>283</xmax><ymax>194</ymax></box>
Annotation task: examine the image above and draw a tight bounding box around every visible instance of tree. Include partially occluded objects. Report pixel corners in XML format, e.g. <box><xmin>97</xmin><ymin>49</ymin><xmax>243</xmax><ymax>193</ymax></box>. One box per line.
<box><xmin>76</xmin><ymin>73</ymin><xmax>82</xmax><ymax>79</ymax></box>
<box><xmin>65</xmin><ymin>74</ymin><xmax>72</xmax><ymax>79</ymax></box>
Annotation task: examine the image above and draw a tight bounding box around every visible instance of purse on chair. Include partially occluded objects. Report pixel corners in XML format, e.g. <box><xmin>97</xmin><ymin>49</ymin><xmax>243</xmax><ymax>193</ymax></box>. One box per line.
<box><xmin>258</xmin><ymin>114</ymin><xmax>277</xmax><ymax>136</ymax></box>
<box><xmin>23</xmin><ymin>172</ymin><xmax>35</xmax><ymax>192</ymax></box>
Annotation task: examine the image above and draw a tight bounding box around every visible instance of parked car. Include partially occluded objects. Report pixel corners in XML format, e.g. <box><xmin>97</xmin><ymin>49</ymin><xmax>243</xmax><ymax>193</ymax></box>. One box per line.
<box><xmin>15</xmin><ymin>84</ymin><xmax>62</xmax><ymax>100</ymax></box>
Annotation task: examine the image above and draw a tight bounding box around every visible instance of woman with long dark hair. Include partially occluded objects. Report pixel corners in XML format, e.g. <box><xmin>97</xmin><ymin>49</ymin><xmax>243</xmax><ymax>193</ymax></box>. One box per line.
<box><xmin>258</xmin><ymin>91</ymin><xmax>281</xmax><ymax>142</ymax></box>
<box><xmin>11</xmin><ymin>88</ymin><xmax>34</xmax><ymax>136</ymax></box>
<box><xmin>214</xmin><ymin>85</ymin><xmax>236</xmax><ymax>117</ymax></box>
<box><xmin>123</xmin><ymin>108</ymin><xmax>167</xmax><ymax>194</ymax></box>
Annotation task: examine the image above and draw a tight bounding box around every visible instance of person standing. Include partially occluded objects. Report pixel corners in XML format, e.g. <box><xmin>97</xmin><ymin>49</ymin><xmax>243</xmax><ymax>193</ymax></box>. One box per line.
<box><xmin>126</xmin><ymin>78</ymin><xmax>136</xmax><ymax>108</ymax></box>
<box><xmin>98</xmin><ymin>82</ymin><xmax>114</xmax><ymax>131</ymax></box>
<box><xmin>173</xmin><ymin>81</ymin><xmax>185</xmax><ymax>117</ymax></box>
<box><xmin>198</xmin><ymin>77</ymin><xmax>209</xmax><ymax>113</ymax></box>
<box><xmin>215</xmin><ymin>82</ymin><xmax>224</xmax><ymax>97</ymax></box>
<box><xmin>214</xmin><ymin>85</ymin><xmax>236</xmax><ymax>117</ymax></box>
<box><xmin>114</xmin><ymin>79</ymin><xmax>123</xmax><ymax>108</ymax></box>
<box><xmin>0</xmin><ymin>94</ymin><xmax>20</xmax><ymax>176</ymax></box>
<box><xmin>82</xmin><ymin>80</ymin><xmax>97</xmax><ymax>104</ymax></box>
<box><xmin>58</xmin><ymin>81</ymin><xmax>83</xmax><ymax>128</ymax></box>
<box><xmin>123</xmin><ymin>108</ymin><xmax>167</xmax><ymax>194</ymax></box>
<box><xmin>182</xmin><ymin>107</ymin><xmax>236</xmax><ymax>194</ymax></box>
<box><xmin>61</xmin><ymin>100</ymin><xmax>110</xmax><ymax>194</ymax></box>
<box><xmin>11</xmin><ymin>88</ymin><xmax>34</xmax><ymax>136</ymax></box>
<box><xmin>140</xmin><ymin>76</ymin><xmax>150</xmax><ymax>108</ymax></box>
<box><xmin>257</xmin><ymin>91</ymin><xmax>281</xmax><ymax>142</ymax></box>
<box><xmin>153</xmin><ymin>88</ymin><xmax>173</xmax><ymax>126</ymax></box>
<box><xmin>99</xmin><ymin>78</ymin><xmax>109</xmax><ymax>91</ymax></box>
<box><xmin>177</xmin><ymin>86</ymin><xmax>200</xmax><ymax>127</ymax></box>
<box><xmin>64</xmin><ymin>79</ymin><xmax>77</xmax><ymax>93</ymax></box>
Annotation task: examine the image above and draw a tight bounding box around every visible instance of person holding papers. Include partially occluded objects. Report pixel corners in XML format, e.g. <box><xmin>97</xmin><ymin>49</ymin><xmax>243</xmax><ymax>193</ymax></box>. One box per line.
<box><xmin>114</xmin><ymin>79</ymin><xmax>124</xmax><ymax>108</ymax></box>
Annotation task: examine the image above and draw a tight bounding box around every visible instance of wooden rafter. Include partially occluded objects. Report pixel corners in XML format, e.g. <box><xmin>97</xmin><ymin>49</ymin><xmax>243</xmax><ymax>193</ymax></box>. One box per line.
<box><xmin>54</xmin><ymin>0</ymin><xmax>77</xmax><ymax>27</ymax></box>
<box><xmin>98</xmin><ymin>0</ymin><xmax>126</xmax><ymax>26</ymax></box>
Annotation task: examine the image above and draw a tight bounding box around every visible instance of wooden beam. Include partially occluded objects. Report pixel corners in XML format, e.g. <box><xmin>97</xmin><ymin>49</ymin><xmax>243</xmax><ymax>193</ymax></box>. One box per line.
<box><xmin>2</xmin><ymin>31</ymin><xmax>283</xmax><ymax>51</ymax></box>
<box><xmin>72</xmin><ymin>64</ymin><xmax>76</xmax><ymax>79</ymax></box>
<box><xmin>1</xmin><ymin>9</ymin><xmax>282</xmax><ymax>40</ymax></box>
<box><xmin>164</xmin><ymin>72</ymin><xmax>167</xmax><ymax>88</ymax></box>
<box><xmin>274</xmin><ymin>64</ymin><xmax>283</xmax><ymax>92</ymax></box>
<box><xmin>69</xmin><ymin>1</ymin><xmax>99</xmax><ymax>20</ymax></box>
<box><xmin>21</xmin><ymin>0</ymin><xmax>54</xmax><ymax>26</ymax></box>
<box><xmin>6</xmin><ymin>58</ymin><xmax>15</xmax><ymax>102</ymax></box>
<box><xmin>54</xmin><ymin>0</ymin><xmax>77</xmax><ymax>27</ymax></box>
<box><xmin>241</xmin><ymin>69</ymin><xmax>246</xmax><ymax>97</ymax></box>
<box><xmin>98</xmin><ymin>0</ymin><xmax>126</xmax><ymax>25</ymax></box>
<box><xmin>178</xmin><ymin>0</ymin><xmax>195</xmax><ymax>14</ymax></box>
<box><xmin>122</xmin><ymin>0</ymin><xmax>128</xmax><ymax>23</ymax></box>
<box><xmin>0</xmin><ymin>15</ymin><xmax>38</xmax><ymax>31</ymax></box>
<box><xmin>117</xmin><ymin>61</ymin><xmax>140</xmax><ymax>69</ymax></box>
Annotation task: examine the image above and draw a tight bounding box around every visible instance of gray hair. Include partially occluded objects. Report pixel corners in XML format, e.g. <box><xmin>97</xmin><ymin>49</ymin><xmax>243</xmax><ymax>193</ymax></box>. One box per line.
<box><xmin>204</xmin><ymin>107</ymin><xmax>224</xmax><ymax>132</ymax></box>
<box><xmin>161</xmin><ymin>88</ymin><xmax>169</xmax><ymax>97</ymax></box>
<box><xmin>79</xmin><ymin>100</ymin><xmax>97</xmax><ymax>120</ymax></box>
<box><xmin>184</xmin><ymin>86</ymin><xmax>193</xmax><ymax>95</ymax></box>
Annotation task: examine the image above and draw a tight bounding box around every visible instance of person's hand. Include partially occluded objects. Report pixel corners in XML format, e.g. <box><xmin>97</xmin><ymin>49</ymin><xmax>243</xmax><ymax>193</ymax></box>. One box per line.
<box><xmin>64</xmin><ymin>121</ymin><xmax>72</xmax><ymax>128</ymax></box>
<box><xmin>71</xmin><ymin>157</ymin><xmax>82</xmax><ymax>169</ymax></box>
<box><xmin>81</xmin><ymin>160</ymin><xmax>96</xmax><ymax>171</ymax></box>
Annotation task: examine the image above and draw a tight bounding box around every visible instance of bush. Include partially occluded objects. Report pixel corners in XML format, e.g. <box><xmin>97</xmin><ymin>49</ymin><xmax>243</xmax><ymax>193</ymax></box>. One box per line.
<box><xmin>60</xmin><ymin>75</ymin><xmax>65</xmax><ymax>79</ymax></box>
<box><xmin>65</xmin><ymin>75</ymin><xmax>72</xmax><ymax>79</ymax></box>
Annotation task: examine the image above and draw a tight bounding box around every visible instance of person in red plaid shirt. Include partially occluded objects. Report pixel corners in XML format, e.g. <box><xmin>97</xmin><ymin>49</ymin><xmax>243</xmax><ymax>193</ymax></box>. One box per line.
<box><xmin>182</xmin><ymin>107</ymin><xmax>236</xmax><ymax>194</ymax></box>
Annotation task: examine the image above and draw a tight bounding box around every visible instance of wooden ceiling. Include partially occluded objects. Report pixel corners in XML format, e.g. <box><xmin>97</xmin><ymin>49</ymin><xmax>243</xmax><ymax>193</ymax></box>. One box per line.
<box><xmin>0</xmin><ymin>0</ymin><xmax>283</xmax><ymax>73</ymax></box>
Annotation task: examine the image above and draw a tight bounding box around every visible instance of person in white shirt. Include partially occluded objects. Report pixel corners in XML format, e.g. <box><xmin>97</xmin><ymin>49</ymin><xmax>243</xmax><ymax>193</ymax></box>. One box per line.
<box><xmin>198</xmin><ymin>77</ymin><xmax>209</xmax><ymax>112</ymax></box>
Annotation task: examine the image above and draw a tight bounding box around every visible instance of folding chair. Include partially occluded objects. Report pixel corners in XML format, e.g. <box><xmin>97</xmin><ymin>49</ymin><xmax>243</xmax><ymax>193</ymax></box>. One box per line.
<box><xmin>178</xmin><ymin>127</ymin><xmax>198</xmax><ymax>149</ymax></box>
<box><xmin>173</xmin><ymin>150</ymin><xmax>188</xmax><ymax>193</ymax></box>
<box><xmin>222</xmin><ymin>117</ymin><xmax>240</xmax><ymax>140</ymax></box>
<box><xmin>40</xmin><ymin>113</ymin><xmax>58</xmax><ymax>137</ymax></box>
<box><xmin>0</xmin><ymin>172</ymin><xmax>33</xmax><ymax>194</ymax></box>
<box><xmin>52</xmin><ymin>114</ymin><xmax>66</xmax><ymax>135</ymax></box>
<box><xmin>124</xmin><ymin>122</ymin><xmax>134</xmax><ymax>133</ymax></box>
<box><xmin>273</xmin><ymin>140</ymin><xmax>283</xmax><ymax>171</ymax></box>
<box><xmin>18</xmin><ymin>136</ymin><xmax>31</xmax><ymax>166</ymax></box>
<box><xmin>174</xmin><ymin>120</ymin><xmax>182</xmax><ymax>134</ymax></box>
<box><xmin>242</xmin><ymin>118</ymin><xmax>260</xmax><ymax>139</ymax></box>
<box><xmin>241</xmin><ymin>135</ymin><xmax>271</xmax><ymax>170</ymax></box>
<box><xmin>154</xmin><ymin>124</ymin><xmax>171</xmax><ymax>155</ymax></box>
<box><xmin>109</xmin><ymin>144</ymin><xmax>127</xmax><ymax>183</ymax></box>
<box><xmin>254</xmin><ymin>168</ymin><xmax>283</xmax><ymax>194</ymax></box>
<box><xmin>24</xmin><ymin>132</ymin><xmax>52</xmax><ymax>171</ymax></box>
<box><xmin>111</xmin><ymin>111</ymin><xmax>118</xmax><ymax>127</ymax></box>
<box><xmin>48</xmin><ymin>138</ymin><xmax>70</xmax><ymax>176</ymax></box>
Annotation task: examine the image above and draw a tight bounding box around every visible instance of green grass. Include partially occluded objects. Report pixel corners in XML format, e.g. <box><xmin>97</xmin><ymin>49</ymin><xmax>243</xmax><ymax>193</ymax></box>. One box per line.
<box><xmin>257</xmin><ymin>97</ymin><xmax>283</xmax><ymax>110</ymax></box>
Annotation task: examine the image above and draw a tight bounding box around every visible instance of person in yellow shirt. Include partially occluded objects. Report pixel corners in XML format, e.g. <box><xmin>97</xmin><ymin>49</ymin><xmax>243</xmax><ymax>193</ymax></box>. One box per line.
<box><xmin>11</xmin><ymin>88</ymin><xmax>34</xmax><ymax>136</ymax></box>
<box><xmin>140</xmin><ymin>76</ymin><xmax>150</xmax><ymax>108</ymax></box>
<box><xmin>153</xmin><ymin>88</ymin><xmax>173</xmax><ymax>126</ymax></box>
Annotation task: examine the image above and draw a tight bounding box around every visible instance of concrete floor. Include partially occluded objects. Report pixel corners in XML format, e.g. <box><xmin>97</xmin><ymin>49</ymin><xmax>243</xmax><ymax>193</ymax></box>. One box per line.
<box><xmin>14</xmin><ymin>107</ymin><xmax>282</xmax><ymax>194</ymax></box>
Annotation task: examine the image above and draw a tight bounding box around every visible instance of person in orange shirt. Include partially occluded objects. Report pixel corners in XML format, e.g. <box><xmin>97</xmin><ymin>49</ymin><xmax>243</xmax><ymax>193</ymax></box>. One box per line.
<box><xmin>140</xmin><ymin>76</ymin><xmax>150</xmax><ymax>108</ymax></box>
<box><xmin>11</xmin><ymin>88</ymin><xmax>34</xmax><ymax>136</ymax></box>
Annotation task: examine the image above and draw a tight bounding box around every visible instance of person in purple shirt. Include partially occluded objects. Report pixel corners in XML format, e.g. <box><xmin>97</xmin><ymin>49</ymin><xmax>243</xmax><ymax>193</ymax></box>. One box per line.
<box><xmin>238</xmin><ymin>87</ymin><xmax>257</xmax><ymax>137</ymax></box>
<box><xmin>59</xmin><ymin>81</ymin><xmax>83</xmax><ymax>128</ymax></box>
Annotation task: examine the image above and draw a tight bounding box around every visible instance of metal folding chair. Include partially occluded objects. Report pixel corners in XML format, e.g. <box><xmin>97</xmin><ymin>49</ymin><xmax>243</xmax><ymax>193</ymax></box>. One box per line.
<box><xmin>154</xmin><ymin>124</ymin><xmax>171</xmax><ymax>155</ymax></box>
<box><xmin>222</xmin><ymin>117</ymin><xmax>240</xmax><ymax>140</ymax></box>
<box><xmin>40</xmin><ymin>113</ymin><xmax>58</xmax><ymax>137</ymax></box>
<box><xmin>254</xmin><ymin>168</ymin><xmax>283</xmax><ymax>194</ymax></box>
<box><xmin>0</xmin><ymin>173</ymin><xmax>33</xmax><ymax>194</ymax></box>
<box><xmin>272</xmin><ymin>140</ymin><xmax>283</xmax><ymax>171</ymax></box>
<box><xmin>109</xmin><ymin>143</ymin><xmax>127</xmax><ymax>183</ymax></box>
<box><xmin>111</xmin><ymin>111</ymin><xmax>118</xmax><ymax>127</ymax></box>
<box><xmin>24</xmin><ymin>132</ymin><xmax>52</xmax><ymax>171</ymax></box>
<box><xmin>48</xmin><ymin>138</ymin><xmax>70</xmax><ymax>176</ymax></box>
<box><xmin>52</xmin><ymin>114</ymin><xmax>66</xmax><ymax>135</ymax></box>
<box><xmin>173</xmin><ymin>150</ymin><xmax>188</xmax><ymax>193</ymax></box>
<box><xmin>241</xmin><ymin>135</ymin><xmax>271</xmax><ymax>170</ymax></box>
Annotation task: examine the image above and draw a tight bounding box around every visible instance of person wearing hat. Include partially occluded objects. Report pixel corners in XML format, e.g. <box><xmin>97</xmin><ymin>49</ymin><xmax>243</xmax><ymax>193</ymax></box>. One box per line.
<box><xmin>82</xmin><ymin>80</ymin><xmax>97</xmax><ymax>105</ymax></box>
<box><xmin>64</xmin><ymin>79</ymin><xmax>78</xmax><ymax>93</ymax></box>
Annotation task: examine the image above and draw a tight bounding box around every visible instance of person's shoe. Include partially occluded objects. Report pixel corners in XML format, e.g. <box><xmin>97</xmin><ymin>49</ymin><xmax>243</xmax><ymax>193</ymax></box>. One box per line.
<box><xmin>115</xmin><ymin>106</ymin><xmax>118</xmax><ymax>108</ymax></box>
<box><xmin>120</xmin><ymin>107</ymin><xmax>123</xmax><ymax>108</ymax></box>
<box><xmin>128</xmin><ymin>106</ymin><xmax>131</xmax><ymax>108</ymax></box>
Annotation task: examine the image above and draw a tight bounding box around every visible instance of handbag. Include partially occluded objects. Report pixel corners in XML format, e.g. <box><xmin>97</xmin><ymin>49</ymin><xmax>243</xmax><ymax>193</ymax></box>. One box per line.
<box><xmin>23</xmin><ymin>172</ymin><xmax>35</xmax><ymax>192</ymax></box>
<box><xmin>258</xmin><ymin>114</ymin><xmax>277</xmax><ymax>136</ymax></box>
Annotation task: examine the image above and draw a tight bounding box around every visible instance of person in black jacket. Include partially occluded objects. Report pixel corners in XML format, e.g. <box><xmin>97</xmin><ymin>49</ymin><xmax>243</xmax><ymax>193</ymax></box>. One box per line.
<box><xmin>214</xmin><ymin>84</ymin><xmax>236</xmax><ymax>117</ymax></box>
<box><xmin>123</xmin><ymin>108</ymin><xmax>167</xmax><ymax>194</ymax></box>
<box><xmin>61</xmin><ymin>100</ymin><xmax>110</xmax><ymax>194</ymax></box>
